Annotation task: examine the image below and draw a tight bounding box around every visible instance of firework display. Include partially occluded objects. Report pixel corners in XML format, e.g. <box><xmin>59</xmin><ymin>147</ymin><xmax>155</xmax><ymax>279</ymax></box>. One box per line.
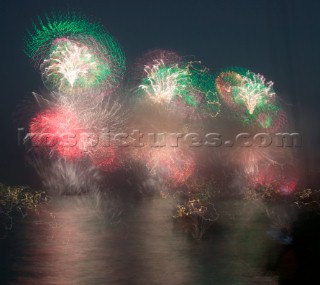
<box><xmin>25</xmin><ymin>12</ymin><xmax>125</xmax><ymax>95</ymax></box>
<box><xmin>21</xmin><ymin>11</ymin><xmax>300</xmax><ymax>202</ymax></box>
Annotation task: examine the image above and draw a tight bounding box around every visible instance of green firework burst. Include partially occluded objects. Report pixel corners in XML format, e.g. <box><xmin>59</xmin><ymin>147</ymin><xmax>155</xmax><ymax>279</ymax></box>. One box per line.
<box><xmin>24</xmin><ymin>11</ymin><xmax>125</xmax><ymax>94</ymax></box>
<box><xmin>215</xmin><ymin>67</ymin><xmax>281</xmax><ymax>128</ymax></box>
<box><xmin>138</xmin><ymin>58</ymin><xmax>220</xmax><ymax>118</ymax></box>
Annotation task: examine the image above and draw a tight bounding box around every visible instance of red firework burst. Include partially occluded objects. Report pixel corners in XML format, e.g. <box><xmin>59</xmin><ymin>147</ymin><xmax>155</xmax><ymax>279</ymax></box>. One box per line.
<box><xmin>29</xmin><ymin>107</ymin><xmax>85</xmax><ymax>160</ymax></box>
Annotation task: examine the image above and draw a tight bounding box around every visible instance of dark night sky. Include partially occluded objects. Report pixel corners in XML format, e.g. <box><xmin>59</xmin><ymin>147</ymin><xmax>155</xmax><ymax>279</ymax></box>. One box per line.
<box><xmin>0</xmin><ymin>0</ymin><xmax>320</xmax><ymax>186</ymax></box>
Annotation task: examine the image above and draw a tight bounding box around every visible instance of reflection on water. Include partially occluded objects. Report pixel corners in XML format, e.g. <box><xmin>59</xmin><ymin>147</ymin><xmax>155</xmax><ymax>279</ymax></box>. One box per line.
<box><xmin>0</xmin><ymin>195</ymin><xmax>279</xmax><ymax>285</ymax></box>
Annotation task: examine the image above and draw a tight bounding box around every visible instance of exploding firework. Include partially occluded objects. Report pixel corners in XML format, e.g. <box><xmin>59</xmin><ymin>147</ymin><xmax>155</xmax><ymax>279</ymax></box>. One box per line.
<box><xmin>40</xmin><ymin>38</ymin><xmax>111</xmax><ymax>95</ymax></box>
<box><xmin>216</xmin><ymin>68</ymin><xmax>275</xmax><ymax>113</ymax></box>
<box><xmin>139</xmin><ymin>59</ymin><xmax>189</xmax><ymax>104</ymax></box>
<box><xmin>29</xmin><ymin>106</ymin><xmax>86</xmax><ymax>159</ymax></box>
<box><xmin>27</xmin><ymin>92</ymin><xmax>125</xmax><ymax>170</ymax></box>
<box><xmin>215</xmin><ymin>67</ymin><xmax>285</xmax><ymax>130</ymax></box>
<box><xmin>25</xmin><ymin>11</ymin><xmax>125</xmax><ymax>95</ymax></box>
<box><xmin>237</xmin><ymin>72</ymin><xmax>275</xmax><ymax>115</ymax></box>
<box><xmin>133</xmin><ymin>50</ymin><xmax>220</xmax><ymax>119</ymax></box>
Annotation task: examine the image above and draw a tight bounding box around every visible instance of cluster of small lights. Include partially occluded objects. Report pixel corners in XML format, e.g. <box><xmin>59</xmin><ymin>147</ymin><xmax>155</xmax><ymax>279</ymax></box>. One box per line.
<box><xmin>176</xmin><ymin>199</ymin><xmax>208</xmax><ymax>217</ymax></box>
